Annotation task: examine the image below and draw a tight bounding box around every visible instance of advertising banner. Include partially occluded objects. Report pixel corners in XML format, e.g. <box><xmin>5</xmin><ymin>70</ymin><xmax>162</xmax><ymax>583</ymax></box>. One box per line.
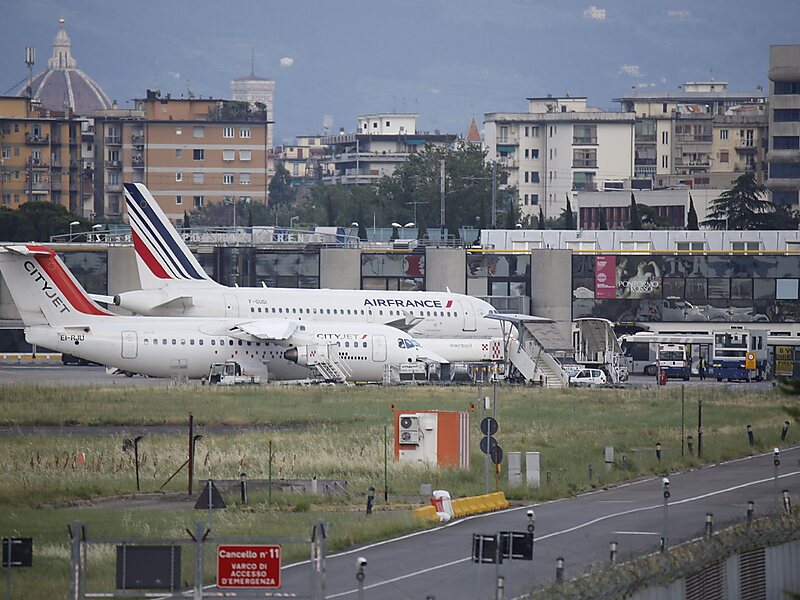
<box><xmin>594</xmin><ymin>255</ymin><xmax>617</xmax><ymax>299</ymax></box>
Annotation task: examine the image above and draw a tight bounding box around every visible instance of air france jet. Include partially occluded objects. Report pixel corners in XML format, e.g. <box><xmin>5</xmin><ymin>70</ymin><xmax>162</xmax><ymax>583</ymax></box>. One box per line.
<box><xmin>0</xmin><ymin>246</ymin><xmax>446</xmax><ymax>382</ymax></box>
<box><xmin>110</xmin><ymin>183</ymin><xmax>504</xmax><ymax>363</ymax></box>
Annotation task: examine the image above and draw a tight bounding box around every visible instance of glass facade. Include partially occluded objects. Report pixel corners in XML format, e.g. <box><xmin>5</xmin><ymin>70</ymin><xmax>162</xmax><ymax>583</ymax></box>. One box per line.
<box><xmin>361</xmin><ymin>252</ymin><xmax>425</xmax><ymax>291</ymax></box>
<box><xmin>212</xmin><ymin>248</ymin><xmax>320</xmax><ymax>288</ymax></box>
<box><xmin>58</xmin><ymin>250</ymin><xmax>108</xmax><ymax>295</ymax></box>
<box><xmin>572</xmin><ymin>254</ymin><xmax>800</xmax><ymax>323</ymax></box>
<box><xmin>466</xmin><ymin>253</ymin><xmax>531</xmax><ymax>298</ymax></box>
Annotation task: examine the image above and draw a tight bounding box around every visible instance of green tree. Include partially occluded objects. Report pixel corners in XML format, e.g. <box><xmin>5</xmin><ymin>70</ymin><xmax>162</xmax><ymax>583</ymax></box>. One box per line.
<box><xmin>378</xmin><ymin>142</ymin><xmax>505</xmax><ymax>236</ymax></box>
<box><xmin>598</xmin><ymin>208</ymin><xmax>608</xmax><ymax>230</ymax></box>
<box><xmin>687</xmin><ymin>195</ymin><xmax>699</xmax><ymax>230</ymax></box>
<box><xmin>562</xmin><ymin>196</ymin><xmax>575</xmax><ymax>229</ymax></box>
<box><xmin>628</xmin><ymin>192</ymin><xmax>642</xmax><ymax>230</ymax></box>
<box><xmin>701</xmin><ymin>173</ymin><xmax>771</xmax><ymax>230</ymax></box>
<box><xmin>268</xmin><ymin>162</ymin><xmax>296</xmax><ymax>206</ymax></box>
<box><xmin>538</xmin><ymin>207</ymin><xmax>545</xmax><ymax>230</ymax></box>
<box><xmin>639</xmin><ymin>204</ymin><xmax>671</xmax><ymax>229</ymax></box>
<box><xmin>759</xmin><ymin>202</ymin><xmax>800</xmax><ymax>230</ymax></box>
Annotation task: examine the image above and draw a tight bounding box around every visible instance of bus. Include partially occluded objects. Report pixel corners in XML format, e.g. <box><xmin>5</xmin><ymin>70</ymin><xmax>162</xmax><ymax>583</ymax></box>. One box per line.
<box><xmin>657</xmin><ymin>343</ymin><xmax>691</xmax><ymax>380</ymax></box>
<box><xmin>711</xmin><ymin>329</ymin><xmax>767</xmax><ymax>382</ymax></box>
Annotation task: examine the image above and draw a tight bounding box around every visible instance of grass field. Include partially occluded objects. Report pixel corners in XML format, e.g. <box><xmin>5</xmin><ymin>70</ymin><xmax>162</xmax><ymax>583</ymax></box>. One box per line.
<box><xmin>0</xmin><ymin>381</ymin><xmax>796</xmax><ymax>597</ymax></box>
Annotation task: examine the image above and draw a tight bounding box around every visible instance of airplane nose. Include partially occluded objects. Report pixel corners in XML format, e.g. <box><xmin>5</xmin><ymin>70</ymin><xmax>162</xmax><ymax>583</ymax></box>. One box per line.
<box><xmin>284</xmin><ymin>347</ymin><xmax>298</xmax><ymax>363</ymax></box>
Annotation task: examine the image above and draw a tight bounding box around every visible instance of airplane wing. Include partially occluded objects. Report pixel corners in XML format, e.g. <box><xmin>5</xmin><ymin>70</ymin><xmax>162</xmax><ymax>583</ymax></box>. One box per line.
<box><xmin>88</xmin><ymin>294</ymin><xmax>115</xmax><ymax>305</ymax></box>
<box><xmin>228</xmin><ymin>319</ymin><xmax>300</xmax><ymax>341</ymax></box>
<box><xmin>384</xmin><ymin>313</ymin><xmax>424</xmax><ymax>332</ymax></box>
<box><xmin>0</xmin><ymin>245</ymin><xmax>51</xmax><ymax>256</ymax></box>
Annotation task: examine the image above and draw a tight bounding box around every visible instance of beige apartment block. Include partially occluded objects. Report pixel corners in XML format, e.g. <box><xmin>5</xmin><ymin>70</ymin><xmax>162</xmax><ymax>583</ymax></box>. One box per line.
<box><xmin>0</xmin><ymin>96</ymin><xmax>88</xmax><ymax>213</ymax></box>
<box><xmin>615</xmin><ymin>82</ymin><xmax>766</xmax><ymax>189</ymax></box>
<box><xmin>93</xmin><ymin>90</ymin><xmax>271</xmax><ymax>222</ymax></box>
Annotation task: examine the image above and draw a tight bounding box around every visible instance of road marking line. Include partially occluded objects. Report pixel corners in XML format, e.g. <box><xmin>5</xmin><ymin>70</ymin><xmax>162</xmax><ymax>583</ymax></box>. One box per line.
<box><xmin>318</xmin><ymin>469</ymin><xmax>800</xmax><ymax>597</ymax></box>
<box><xmin>613</xmin><ymin>531</ymin><xmax>660</xmax><ymax>536</ymax></box>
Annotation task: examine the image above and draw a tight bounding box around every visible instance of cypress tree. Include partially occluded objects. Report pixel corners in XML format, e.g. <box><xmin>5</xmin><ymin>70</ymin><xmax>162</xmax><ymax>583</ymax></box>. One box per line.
<box><xmin>599</xmin><ymin>208</ymin><xmax>608</xmax><ymax>230</ymax></box>
<box><xmin>629</xmin><ymin>192</ymin><xmax>642</xmax><ymax>230</ymax></box>
<box><xmin>687</xmin><ymin>195</ymin><xmax>699</xmax><ymax>230</ymax></box>
<box><xmin>538</xmin><ymin>206</ymin><xmax>546</xmax><ymax>230</ymax></box>
<box><xmin>564</xmin><ymin>196</ymin><xmax>575</xmax><ymax>229</ymax></box>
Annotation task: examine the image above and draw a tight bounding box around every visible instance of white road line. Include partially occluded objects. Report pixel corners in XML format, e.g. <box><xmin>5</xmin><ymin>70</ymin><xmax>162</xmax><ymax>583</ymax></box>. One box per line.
<box><xmin>613</xmin><ymin>531</ymin><xmax>660</xmax><ymax>536</ymax></box>
<box><xmin>320</xmin><ymin>469</ymin><xmax>800</xmax><ymax>598</ymax></box>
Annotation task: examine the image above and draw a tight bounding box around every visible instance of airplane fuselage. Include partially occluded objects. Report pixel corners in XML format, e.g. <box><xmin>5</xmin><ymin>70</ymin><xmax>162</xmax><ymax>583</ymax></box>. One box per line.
<box><xmin>26</xmin><ymin>318</ymin><xmax>426</xmax><ymax>382</ymax></box>
<box><xmin>113</xmin><ymin>287</ymin><xmax>505</xmax><ymax>355</ymax></box>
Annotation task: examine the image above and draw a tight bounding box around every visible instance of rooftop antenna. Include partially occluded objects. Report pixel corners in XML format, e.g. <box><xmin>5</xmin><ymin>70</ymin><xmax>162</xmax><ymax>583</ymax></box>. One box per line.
<box><xmin>251</xmin><ymin>47</ymin><xmax>255</xmax><ymax>77</ymax></box>
<box><xmin>24</xmin><ymin>46</ymin><xmax>35</xmax><ymax>98</ymax></box>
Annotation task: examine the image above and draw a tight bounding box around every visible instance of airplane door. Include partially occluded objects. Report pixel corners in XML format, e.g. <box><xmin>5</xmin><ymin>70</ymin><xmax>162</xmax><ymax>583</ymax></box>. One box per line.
<box><xmin>372</xmin><ymin>335</ymin><xmax>387</xmax><ymax>362</ymax></box>
<box><xmin>121</xmin><ymin>331</ymin><xmax>138</xmax><ymax>359</ymax></box>
<box><xmin>224</xmin><ymin>294</ymin><xmax>239</xmax><ymax>318</ymax></box>
<box><xmin>459</xmin><ymin>301</ymin><xmax>477</xmax><ymax>332</ymax></box>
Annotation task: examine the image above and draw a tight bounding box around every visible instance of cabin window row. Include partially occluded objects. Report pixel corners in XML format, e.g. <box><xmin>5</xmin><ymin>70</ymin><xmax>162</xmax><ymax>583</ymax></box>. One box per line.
<box><xmin>142</xmin><ymin>338</ymin><xmax>270</xmax><ymax>347</ymax></box>
<box><xmin>247</xmin><ymin>306</ymin><xmax>457</xmax><ymax>318</ymax></box>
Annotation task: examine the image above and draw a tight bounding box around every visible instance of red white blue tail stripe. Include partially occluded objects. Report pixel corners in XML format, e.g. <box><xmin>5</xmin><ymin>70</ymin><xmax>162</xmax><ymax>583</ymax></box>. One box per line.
<box><xmin>124</xmin><ymin>183</ymin><xmax>212</xmax><ymax>282</ymax></box>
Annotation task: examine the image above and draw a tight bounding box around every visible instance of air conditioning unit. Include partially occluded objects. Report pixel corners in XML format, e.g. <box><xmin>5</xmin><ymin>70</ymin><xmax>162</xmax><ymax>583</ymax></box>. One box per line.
<box><xmin>398</xmin><ymin>414</ymin><xmax>420</xmax><ymax>445</ymax></box>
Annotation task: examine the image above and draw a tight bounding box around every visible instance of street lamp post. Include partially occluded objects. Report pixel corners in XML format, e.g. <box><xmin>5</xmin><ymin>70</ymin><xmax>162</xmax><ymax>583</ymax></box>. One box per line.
<box><xmin>661</xmin><ymin>477</ymin><xmax>670</xmax><ymax>553</ymax></box>
<box><xmin>290</xmin><ymin>216</ymin><xmax>299</xmax><ymax>229</ymax></box>
<box><xmin>69</xmin><ymin>220</ymin><xmax>80</xmax><ymax>241</ymax></box>
<box><xmin>133</xmin><ymin>435</ymin><xmax>144</xmax><ymax>492</ymax></box>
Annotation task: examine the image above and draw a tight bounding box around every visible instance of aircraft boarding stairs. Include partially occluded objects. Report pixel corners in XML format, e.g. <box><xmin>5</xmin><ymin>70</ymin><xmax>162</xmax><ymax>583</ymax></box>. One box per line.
<box><xmin>308</xmin><ymin>344</ymin><xmax>352</xmax><ymax>385</ymax></box>
<box><xmin>574</xmin><ymin>318</ymin><xmax>627</xmax><ymax>384</ymax></box>
<box><xmin>507</xmin><ymin>320</ymin><xmax>574</xmax><ymax>388</ymax></box>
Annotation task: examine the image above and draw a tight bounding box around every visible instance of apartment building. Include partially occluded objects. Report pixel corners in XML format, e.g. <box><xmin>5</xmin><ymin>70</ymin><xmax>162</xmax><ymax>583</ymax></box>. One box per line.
<box><xmin>270</xmin><ymin>135</ymin><xmax>330</xmax><ymax>187</ymax></box>
<box><xmin>0</xmin><ymin>96</ymin><xmax>88</xmax><ymax>213</ymax></box>
<box><xmin>614</xmin><ymin>82</ymin><xmax>766</xmax><ymax>189</ymax></box>
<box><xmin>91</xmin><ymin>90</ymin><xmax>270</xmax><ymax>221</ymax></box>
<box><xmin>767</xmin><ymin>45</ymin><xmax>800</xmax><ymax>207</ymax></box>
<box><xmin>320</xmin><ymin>114</ymin><xmax>457</xmax><ymax>185</ymax></box>
<box><xmin>484</xmin><ymin>96</ymin><xmax>636</xmax><ymax>220</ymax></box>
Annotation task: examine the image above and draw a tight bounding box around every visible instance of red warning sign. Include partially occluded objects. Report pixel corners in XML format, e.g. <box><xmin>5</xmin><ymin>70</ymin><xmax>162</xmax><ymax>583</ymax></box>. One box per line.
<box><xmin>216</xmin><ymin>545</ymin><xmax>281</xmax><ymax>588</ymax></box>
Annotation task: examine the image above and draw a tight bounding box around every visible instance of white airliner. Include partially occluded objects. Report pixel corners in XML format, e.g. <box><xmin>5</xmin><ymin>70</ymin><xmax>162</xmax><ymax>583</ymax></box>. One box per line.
<box><xmin>0</xmin><ymin>245</ymin><xmax>445</xmax><ymax>382</ymax></box>
<box><xmin>112</xmin><ymin>183</ymin><xmax>505</xmax><ymax>363</ymax></box>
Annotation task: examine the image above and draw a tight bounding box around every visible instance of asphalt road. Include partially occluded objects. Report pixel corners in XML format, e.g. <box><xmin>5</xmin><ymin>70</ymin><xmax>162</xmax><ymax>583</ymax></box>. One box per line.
<box><xmin>277</xmin><ymin>446</ymin><xmax>800</xmax><ymax>600</ymax></box>
<box><xmin>0</xmin><ymin>364</ymin><xmax>176</xmax><ymax>386</ymax></box>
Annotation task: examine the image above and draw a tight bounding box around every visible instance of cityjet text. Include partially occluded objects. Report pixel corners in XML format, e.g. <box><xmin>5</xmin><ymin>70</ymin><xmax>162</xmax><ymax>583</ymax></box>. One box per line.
<box><xmin>24</xmin><ymin>260</ymin><xmax>70</xmax><ymax>313</ymax></box>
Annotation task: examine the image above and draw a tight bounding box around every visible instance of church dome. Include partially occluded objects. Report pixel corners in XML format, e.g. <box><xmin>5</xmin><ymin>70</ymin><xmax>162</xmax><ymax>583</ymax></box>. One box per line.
<box><xmin>20</xmin><ymin>19</ymin><xmax>112</xmax><ymax>115</ymax></box>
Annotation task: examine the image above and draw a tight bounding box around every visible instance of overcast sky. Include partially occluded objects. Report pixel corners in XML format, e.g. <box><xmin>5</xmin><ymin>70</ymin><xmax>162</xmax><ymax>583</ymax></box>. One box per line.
<box><xmin>1</xmin><ymin>0</ymin><xmax>797</xmax><ymax>144</ymax></box>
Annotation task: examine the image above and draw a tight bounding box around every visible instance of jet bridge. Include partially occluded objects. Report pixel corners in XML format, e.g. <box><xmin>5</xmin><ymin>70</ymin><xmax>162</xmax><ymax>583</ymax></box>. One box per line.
<box><xmin>487</xmin><ymin>314</ymin><xmax>574</xmax><ymax>387</ymax></box>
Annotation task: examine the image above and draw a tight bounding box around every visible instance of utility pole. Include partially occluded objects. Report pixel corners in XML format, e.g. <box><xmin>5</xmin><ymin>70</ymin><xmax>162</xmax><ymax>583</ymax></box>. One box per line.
<box><xmin>491</xmin><ymin>161</ymin><xmax>497</xmax><ymax>228</ymax></box>
<box><xmin>439</xmin><ymin>159</ymin><xmax>446</xmax><ymax>234</ymax></box>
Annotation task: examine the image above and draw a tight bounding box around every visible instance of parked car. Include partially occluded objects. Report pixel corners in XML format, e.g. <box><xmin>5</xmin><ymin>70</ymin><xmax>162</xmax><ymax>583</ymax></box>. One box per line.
<box><xmin>570</xmin><ymin>368</ymin><xmax>607</xmax><ymax>386</ymax></box>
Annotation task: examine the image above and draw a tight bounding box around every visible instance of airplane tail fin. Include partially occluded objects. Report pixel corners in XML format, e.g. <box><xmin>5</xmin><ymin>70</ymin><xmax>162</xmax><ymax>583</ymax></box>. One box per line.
<box><xmin>0</xmin><ymin>245</ymin><xmax>113</xmax><ymax>327</ymax></box>
<box><xmin>124</xmin><ymin>183</ymin><xmax>217</xmax><ymax>290</ymax></box>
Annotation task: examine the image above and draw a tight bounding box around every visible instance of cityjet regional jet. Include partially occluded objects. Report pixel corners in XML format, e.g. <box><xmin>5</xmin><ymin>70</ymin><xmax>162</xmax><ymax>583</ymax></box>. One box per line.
<box><xmin>0</xmin><ymin>245</ymin><xmax>445</xmax><ymax>382</ymax></box>
<box><xmin>110</xmin><ymin>183</ymin><xmax>505</xmax><ymax>363</ymax></box>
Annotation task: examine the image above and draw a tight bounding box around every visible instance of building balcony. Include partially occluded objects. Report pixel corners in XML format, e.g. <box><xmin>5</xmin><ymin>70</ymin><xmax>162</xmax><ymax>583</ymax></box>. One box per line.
<box><xmin>572</xmin><ymin>160</ymin><xmax>598</xmax><ymax>169</ymax></box>
<box><xmin>25</xmin><ymin>133</ymin><xmax>49</xmax><ymax>145</ymax></box>
<box><xmin>636</xmin><ymin>134</ymin><xmax>657</xmax><ymax>143</ymax></box>
<box><xmin>572</xmin><ymin>136</ymin><xmax>598</xmax><ymax>145</ymax></box>
<box><xmin>131</xmin><ymin>134</ymin><xmax>144</xmax><ymax>145</ymax></box>
<box><xmin>105</xmin><ymin>136</ymin><xmax>122</xmax><ymax>145</ymax></box>
<box><xmin>51</xmin><ymin>179</ymin><xmax>62</xmax><ymax>191</ymax></box>
<box><xmin>635</xmin><ymin>165</ymin><xmax>657</xmax><ymax>177</ymax></box>
<box><xmin>735</xmin><ymin>141</ymin><xmax>757</xmax><ymax>153</ymax></box>
<box><xmin>106</xmin><ymin>182</ymin><xmax>122</xmax><ymax>191</ymax></box>
<box><xmin>572</xmin><ymin>182</ymin><xmax>597</xmax><ymax>192</ymax></box>
<box><xmin>29</xmin><ymin>182</ymin><xmax>49</xmax><ymax>192</ymax></box>
<box><xmin>132</xmin><ymin>157</ymin><xmax>144</xmax><ymax>168</ymax></box>
<box><xmin>676</xmin><ymin>134</ymin><xmax>712</xmax><ymax>143</ymax></box>
<box><xmin>105</xmin><ymin>160</ymin><xmax>121</xmax><ymax>169</ymax></box>
<box><xmin>26</xmin><ymin>157</ymin><xmax>48</xmax><ymax>168</ymax></box>
<box><xmin>497</xmin><ymin>157</ymin><xmax>519</xmax><ymax>168</ymax></box>
<box><xmin>70</xmin><ymin>181</ymin><xmax>80</xmax><ymax>191</ymax></box>
<box><xmin>496</xmin><ymin>134</ymin><xmax>520</xmax><ymax>146</ymax></box>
